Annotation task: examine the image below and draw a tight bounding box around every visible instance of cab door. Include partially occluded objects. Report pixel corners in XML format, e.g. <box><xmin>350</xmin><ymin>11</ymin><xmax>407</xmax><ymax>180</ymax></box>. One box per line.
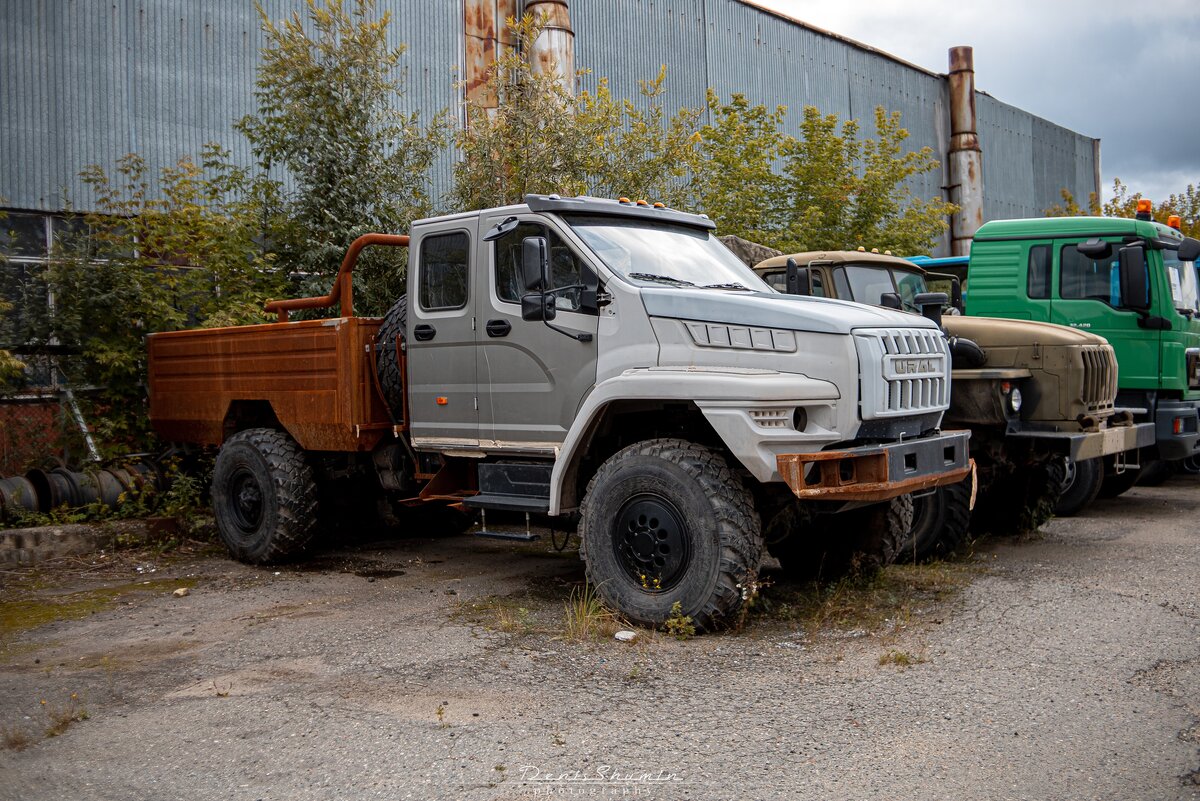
<box><xmin>406</xmin><ymin>223</ymin><xmax>479</xmax><ymax>447</ymax></box>
<box><xmin>1049</xmin><ymin>238</ymin><xmax>1161</xmax><ymax>389</ymax></box>
<box><xmin>475</xmin><ymin>213</ymin><xmax>599</xmax><ymax>450</ymax></box>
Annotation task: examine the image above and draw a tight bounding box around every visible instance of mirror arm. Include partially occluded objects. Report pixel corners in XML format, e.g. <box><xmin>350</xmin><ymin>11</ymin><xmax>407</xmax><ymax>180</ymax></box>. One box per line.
<box><xmin>544</xmin><ymin>317</ymin><xmax>593</xmax><ymax>342</ymax></box>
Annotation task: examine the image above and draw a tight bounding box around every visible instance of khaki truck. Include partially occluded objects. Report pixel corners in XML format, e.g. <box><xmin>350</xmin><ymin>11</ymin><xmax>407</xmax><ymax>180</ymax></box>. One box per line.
<box><xmin>148</xmin><ymin>196</ymin><xmax>971</xmax><ymax>629</ymax></box>
<box><xmin>753</xmin><ymin>249</ymin><xmax>1152</xmax><ymax>557</ymax></box>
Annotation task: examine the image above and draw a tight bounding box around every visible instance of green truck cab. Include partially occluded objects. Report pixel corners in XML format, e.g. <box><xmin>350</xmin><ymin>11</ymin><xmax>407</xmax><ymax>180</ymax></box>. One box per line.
<box><xmin>967</xmin><ymin>215</ymin><xmax>1200</xmax><ymax>481</ymax></box>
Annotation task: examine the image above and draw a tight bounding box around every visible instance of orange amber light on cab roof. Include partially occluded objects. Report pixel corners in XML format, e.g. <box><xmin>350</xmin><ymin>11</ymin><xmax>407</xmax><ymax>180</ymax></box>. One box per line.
<box><xmin>1168</xmin><ymin>215</ymin><xmax>1182</xmax><ymax>230</ymax></box>
<box><xmin>1137</xmin><ymin>199</ymin><xmax>1153</xmax><ymax>213</ymax></box>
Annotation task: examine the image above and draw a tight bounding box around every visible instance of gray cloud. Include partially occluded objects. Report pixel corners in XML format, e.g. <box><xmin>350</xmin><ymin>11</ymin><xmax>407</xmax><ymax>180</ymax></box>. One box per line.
<box><xmin>757</xmin><ymin>0</ymin><xmax>1200</xmax><ymax>203</ymax></box>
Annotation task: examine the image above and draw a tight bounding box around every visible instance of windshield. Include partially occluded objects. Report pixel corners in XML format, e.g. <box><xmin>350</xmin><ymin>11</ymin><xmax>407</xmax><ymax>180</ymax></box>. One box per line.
<box><xmin>563</xmin><ymin>215</ymin><xmax>771</xmax><ymax>291</ymax></box>
<box><xmin>842</xmin><ymin>263</ymin><xmax>928</xmax><ymax>313</ymax></box>
<box><xmin>1164</xmin><ymin>248</ymin><xmax>1200</xmax><ymax>314</ymax></box>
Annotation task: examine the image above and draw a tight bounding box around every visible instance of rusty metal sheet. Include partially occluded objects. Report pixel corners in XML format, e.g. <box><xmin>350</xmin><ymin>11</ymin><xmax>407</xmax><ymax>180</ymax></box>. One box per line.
<box><xmin>148</xmin><ymin>317</ymin><xmax>391</xmax><ymax>452</ymax></box>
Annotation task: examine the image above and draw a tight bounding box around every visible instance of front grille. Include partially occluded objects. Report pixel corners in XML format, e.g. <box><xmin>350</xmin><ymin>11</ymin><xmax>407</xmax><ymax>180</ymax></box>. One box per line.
<box><xmin>855</xmin><ymin>328</ymin><xmax>950</xmax><ymax>419</ymax></box>
<box><xmin>1080</xmin><ymin>345</ymin><xmax>1117</xmax><ymax>414</ymax></box>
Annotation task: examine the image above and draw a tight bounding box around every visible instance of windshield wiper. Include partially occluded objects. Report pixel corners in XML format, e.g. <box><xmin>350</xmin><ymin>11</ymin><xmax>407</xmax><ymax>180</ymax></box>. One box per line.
<box><xmin>701</xmin><ymin>282</ymin><xmax>752</xmax><ymax>291</ymax></box>
<box><xmin>628</xmin><ymin>272</ymin><xmax>695</xmax><ymax>286</ymax></box>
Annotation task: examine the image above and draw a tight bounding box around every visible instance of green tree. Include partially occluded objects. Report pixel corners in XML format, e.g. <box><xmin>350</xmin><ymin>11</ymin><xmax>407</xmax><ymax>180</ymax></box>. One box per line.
<box><xmin>38</xmin><ymin>147</ymin><xmax>286</xmax><ymax>451</ymax></box>
<box><xmin>237</xmin><ymin>0</ymin><xmax>448</xmax><ymax>314</ymax></box>
<box><xmin>687</xmin><ymin>100</ymin><xmax>953</xmax><ymax>255</ymax></box>
<box><xmin>1048</xmin><ymin>178</ymin><xmax>1200</xmax><ymax>238</ymax></box>
<box><xmin>686</xmin><ymin>91</ymin><xmax>788</xmax><ymax>242</ymax></box>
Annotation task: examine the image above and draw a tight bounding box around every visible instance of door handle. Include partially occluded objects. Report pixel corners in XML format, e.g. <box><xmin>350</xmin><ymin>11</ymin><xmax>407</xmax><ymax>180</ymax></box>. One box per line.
<box><xmin>485</xmin><ymin>319</ymin><xmax>512</xmax><ymax>337</ymax></box>
<box><xmin>413</xmin><ymin>324</ymin><xmax>436</xmax><ymax>341</ymax></box>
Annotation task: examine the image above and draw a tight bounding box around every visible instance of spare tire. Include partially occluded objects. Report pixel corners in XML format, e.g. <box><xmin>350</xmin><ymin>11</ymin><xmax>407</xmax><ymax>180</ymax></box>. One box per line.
<box><xmin>376</xmin><ymin>295</ymin><xmax>407</xmax><ymax>419</ymax></box>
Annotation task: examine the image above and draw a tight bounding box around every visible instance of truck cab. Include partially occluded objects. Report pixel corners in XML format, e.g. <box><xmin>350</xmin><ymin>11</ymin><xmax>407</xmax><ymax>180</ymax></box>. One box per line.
<box><xmin>967</xmin><ymin>215</ymin><xmax>1200</xmax><ymax>467</ymax></box>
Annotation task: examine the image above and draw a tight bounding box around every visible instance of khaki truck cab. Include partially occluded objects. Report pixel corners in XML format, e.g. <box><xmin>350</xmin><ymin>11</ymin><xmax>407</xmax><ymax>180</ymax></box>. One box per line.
<box><xmin>148</xmin><ymin>197</ymin><xmax>971</xmax><ymax>628</ymax></box>
<box><xmin>754</xmin><ymin>250</ymin><xmax>1152</xmax><ymax>555</ymax></box>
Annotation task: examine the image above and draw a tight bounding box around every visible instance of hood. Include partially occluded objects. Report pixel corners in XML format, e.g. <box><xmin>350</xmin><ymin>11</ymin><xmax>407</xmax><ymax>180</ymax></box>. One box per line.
<box><xmin>639</xmin><ymin>287</ymin><xmax>941</xmax><ymax>336</ymax></box>
<box><xmin>942</xmin><ymin>315</ymin><xmax>1109</xmax><ymax>347</ymax></box>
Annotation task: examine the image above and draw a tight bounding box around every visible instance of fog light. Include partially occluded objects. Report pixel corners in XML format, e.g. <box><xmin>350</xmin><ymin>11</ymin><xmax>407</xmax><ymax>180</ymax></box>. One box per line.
<box><xmin>1009</xmin><ymin>388</ymin><xmax>1023</xmax><ymax>413</ymax></box>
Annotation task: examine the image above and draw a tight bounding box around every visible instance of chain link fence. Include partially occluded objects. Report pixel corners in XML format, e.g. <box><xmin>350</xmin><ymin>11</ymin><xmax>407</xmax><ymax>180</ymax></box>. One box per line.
<box><xmin>0</xmin><ymin>393</ymin><xmax>90</xmax><ymax>476</ymax></box>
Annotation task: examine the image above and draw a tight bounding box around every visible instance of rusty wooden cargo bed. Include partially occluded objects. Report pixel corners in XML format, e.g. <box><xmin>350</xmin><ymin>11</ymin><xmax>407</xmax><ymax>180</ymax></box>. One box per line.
<box><xmin>147</xmin><ymin>316</ymin><xmax>393</xmax><ymax>452</ymax></box>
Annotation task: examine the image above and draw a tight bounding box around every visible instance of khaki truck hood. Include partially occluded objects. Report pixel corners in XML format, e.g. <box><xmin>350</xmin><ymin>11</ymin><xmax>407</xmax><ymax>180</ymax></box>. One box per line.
<box><xmin>943</xmin><ymin>315</ymin><xmax>1109</xmax><ymax>347</ymax></box>
<box><xmin>640</xmin><ymin>287</ymin><xmax>939</xmax><ymax>336</ymax></box>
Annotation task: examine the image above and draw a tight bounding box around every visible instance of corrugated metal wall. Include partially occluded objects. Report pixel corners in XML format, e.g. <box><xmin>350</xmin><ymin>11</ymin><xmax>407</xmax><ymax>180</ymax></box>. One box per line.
<box><xmin>0</xmin><ymin>0</ymin><xmax>461</xmax><ymax>212</ymax></box>
<box><xmin>0</xmin><ymin>0</ymin><xmax>1097</xmax><ymax>241</ymax></box>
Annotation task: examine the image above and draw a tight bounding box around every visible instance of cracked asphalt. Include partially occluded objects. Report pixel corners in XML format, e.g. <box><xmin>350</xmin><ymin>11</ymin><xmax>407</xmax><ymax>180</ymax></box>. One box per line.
<box><xmin>0</xmin><ymin>475</ymin><xmax>1197</xmax><ymax>801</ymax></box>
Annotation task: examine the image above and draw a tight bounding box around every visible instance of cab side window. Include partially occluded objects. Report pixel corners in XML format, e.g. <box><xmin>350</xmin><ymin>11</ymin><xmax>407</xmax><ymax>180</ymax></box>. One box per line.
<box><xmin>1060</xmin><ymin>243</ymin><xmax>1120</xmax><ymax>306</ymax></box>
<box><xmin>419</xmin><ymin>231</ymin><xmax>470</xmax><ymax>311</ymax></box>
<box><xmin>1027</xmin><ymin>245</ymin><xmax>1051</xmax><ymax>299</ymax></box>
<box><xmin>494</xmin><ymin>222</ymin><xmax>595</xmax><ymax>313</ymax></box>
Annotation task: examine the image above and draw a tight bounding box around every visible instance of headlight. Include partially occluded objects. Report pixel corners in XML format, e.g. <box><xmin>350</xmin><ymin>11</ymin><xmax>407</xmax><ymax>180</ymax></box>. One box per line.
<box><xmin>1009</xmin><ymin>388</ymin><xmax>1023</xmax><ymax>413</ymax></box>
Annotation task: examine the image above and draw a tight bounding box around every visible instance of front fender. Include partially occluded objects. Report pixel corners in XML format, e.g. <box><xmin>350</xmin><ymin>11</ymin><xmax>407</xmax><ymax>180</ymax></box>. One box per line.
<box><xmin>548</xmin><ymin>367</ymin><xmax>840</xmax><ymax>514</ymax></box>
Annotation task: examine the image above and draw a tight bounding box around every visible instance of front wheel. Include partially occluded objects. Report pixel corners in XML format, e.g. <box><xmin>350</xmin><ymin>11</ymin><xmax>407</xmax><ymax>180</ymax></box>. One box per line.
<box><xmin>212</xmin><ymin>428</ymin><xmax>318</xmax><ymax>564</ymax></box>
<box><xmin>1054</xmin><ymin>457</ymin><xmax>1102</xmax><ymax>517</ymax></box>
<box><xmin>578</xmin><ymin>439</ymin><xmax>762</xmax><ymax>631</ymax></box>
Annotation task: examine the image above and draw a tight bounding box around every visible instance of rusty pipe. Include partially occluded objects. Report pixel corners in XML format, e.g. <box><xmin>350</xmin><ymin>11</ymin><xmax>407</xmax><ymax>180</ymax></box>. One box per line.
<box><xmin>947</xmin><ymin>46</ymin><xmax>983</xmax><ymax>257</ymax></box>
<box><xmin>264</xmin><ymin>233</ymin><xmax>410</xmax><ymax>321</ymax></box>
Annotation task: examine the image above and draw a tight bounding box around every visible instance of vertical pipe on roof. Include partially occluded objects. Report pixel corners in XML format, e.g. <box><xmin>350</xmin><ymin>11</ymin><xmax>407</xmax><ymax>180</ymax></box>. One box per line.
<box><xmin>526</xmin><ymin>0</ymin><xmax>574</xmax><ymax>94</ymax></box>
<box><xmin>947</xmin><ymin>46</ymin><xmax>983</xmax><ymax>256</ymax></box>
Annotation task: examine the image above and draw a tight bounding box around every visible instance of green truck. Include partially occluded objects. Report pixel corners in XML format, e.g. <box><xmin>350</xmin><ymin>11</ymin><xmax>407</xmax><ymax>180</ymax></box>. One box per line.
<box><xmin>966</xmin><ymin>212</ymin><xmax>1200</xmax><ymax>500</ymax></box>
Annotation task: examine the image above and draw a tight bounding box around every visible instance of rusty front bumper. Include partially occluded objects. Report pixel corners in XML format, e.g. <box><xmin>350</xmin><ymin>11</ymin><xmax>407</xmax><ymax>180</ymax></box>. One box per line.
<box><xmin>777</xmin><ymin>430</ymin><xmax>972</xmax><ymax>502</ymax></box>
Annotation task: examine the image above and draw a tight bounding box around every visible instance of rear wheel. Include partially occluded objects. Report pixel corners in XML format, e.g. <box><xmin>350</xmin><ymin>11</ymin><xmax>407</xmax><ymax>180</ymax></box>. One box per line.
<box><xmin>1054</xmin><ymin>457</ymin><xmax>1103</xmax><ymax>517</ymax></box>
<box><xmin>973</xmin><ymin>456</ymin><xmax>1062</xmax><ymax>536</ymax></box>
<box><xmin>212</xmin><ymin>428</ymin><xmax>318</xmax><ymax>564</ymax></box>
<box><xmin>579</xmin><ymin>439</ymin><xmax>762</xmax><ymax>631</ymax></box>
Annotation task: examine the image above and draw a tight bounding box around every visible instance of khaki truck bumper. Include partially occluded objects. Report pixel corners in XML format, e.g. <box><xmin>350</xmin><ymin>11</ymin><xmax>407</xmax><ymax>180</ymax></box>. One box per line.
<box><xmin>1006</xmin><ymin>422</ymin><xmax>1155</xmax><ymax>462</ymax></box>
<box><xmin>777</xmin><ymin>430</ymin><xmax>972</xmax><ymax>502</ymax></box>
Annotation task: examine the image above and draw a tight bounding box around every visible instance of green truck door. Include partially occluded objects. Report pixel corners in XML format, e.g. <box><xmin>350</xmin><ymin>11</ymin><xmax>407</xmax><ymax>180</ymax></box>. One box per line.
<box><xmin>1049</xmin><ymin>239</ymin><xmax>1161</xmax><ymax>389</ymax></box>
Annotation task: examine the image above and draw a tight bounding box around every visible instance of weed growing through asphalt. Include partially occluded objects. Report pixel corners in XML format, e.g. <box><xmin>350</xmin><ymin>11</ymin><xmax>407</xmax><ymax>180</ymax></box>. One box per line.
<box><xmin>2</xmin><ymin>724</ymin><xmax>30</xmax><ymax>751</ymax></box>
<box><xmin>41</xmin><ymin>692</ymin><xmax>88</xmax><ymax>737</ymax></box>
<box><xmin>563</xmin><ymin>583</ymin><xmax>620</xmax><ymax>642</ymax></box>
<box><xmin>663</xmin><ymin>601</ymin><xmax>695</xmax><ymax>640</ymax></box>
<box><xmin>435</xmin><ymin>702</ymin><xmax>448</xmax><ymax>728</ymax></box>
<box><xmin>878</xmin><ymin>649</ymin><xmax>926</xmax><ymax>668</ymax></box>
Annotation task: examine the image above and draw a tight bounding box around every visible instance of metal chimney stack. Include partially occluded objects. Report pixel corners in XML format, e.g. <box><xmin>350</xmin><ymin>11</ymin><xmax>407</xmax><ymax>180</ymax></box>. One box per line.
<box><xmin>947</xmin><ymin>46</ymin><xmax>984</xmax><ymax>256</ymax></box>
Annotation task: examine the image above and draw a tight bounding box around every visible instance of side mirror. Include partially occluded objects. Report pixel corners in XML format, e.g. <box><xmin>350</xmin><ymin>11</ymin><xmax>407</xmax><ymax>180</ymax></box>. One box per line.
<box><xmin>1077</xmin><ymin>238</ymin><xmax>1113</xmax><ymax>260</ymax></box>
<box><xmin>521</xmin><ymin>293</ymin><xmax>557</xmax><ymax>322</ymax></box>
<box><xmin>1118</xmin><ymin>243</ymin><xmax>1150</xmax><ymax>311</ymax></box>
<box><xmin>949</xmin><ymin>277</ymin><xmax>964</xmax><ymax>312</ymax></box>
<box><xmin>784</xmin><ymin>258</ymin><xmax>810</xmax><ymax>295</ymax></box>
<box><xmin>914</xmin><ymin>291</ymin><xmax>949</xmax><ymax>327</ymax></box>
<box><xmin>880</xmin><ymin>292</ymin><xmax>903</xmax><ymax>310</ymax></box>
<box><xmin>521</xmin><ymin>236</ymin><xmax>549</xmax><ymax>292</ymax></box>
<box><xmin>1179</xmin><ymin>237</ymin><xmax>1200</xmax><ymax>262</ymax></box>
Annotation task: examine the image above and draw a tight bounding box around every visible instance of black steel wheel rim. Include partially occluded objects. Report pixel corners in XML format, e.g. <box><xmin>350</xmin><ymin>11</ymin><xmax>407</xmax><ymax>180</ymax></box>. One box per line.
<box><xmin>613</xmin><ymin>493</ymin><xmax>691</xmax><ymax>592</ymax></box>
<box><xmin>229</xmin><ymin>466</ymin><xmax>264</xmax><ymax>534</ymax></box>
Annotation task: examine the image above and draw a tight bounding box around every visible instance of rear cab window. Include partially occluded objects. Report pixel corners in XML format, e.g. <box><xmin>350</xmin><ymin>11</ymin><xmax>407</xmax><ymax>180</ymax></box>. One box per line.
<box><xmin>419</xmin><ymin>231</ymin><xmax>470</xmax><ymax>311</ymax></box>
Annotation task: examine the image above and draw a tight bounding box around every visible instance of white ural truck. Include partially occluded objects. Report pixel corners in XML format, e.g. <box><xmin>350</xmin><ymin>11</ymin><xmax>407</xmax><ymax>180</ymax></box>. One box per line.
<box><xmin>147</xmin><ymin>195</ymin><xmax>971</xmax><ymax>629</ymax></box>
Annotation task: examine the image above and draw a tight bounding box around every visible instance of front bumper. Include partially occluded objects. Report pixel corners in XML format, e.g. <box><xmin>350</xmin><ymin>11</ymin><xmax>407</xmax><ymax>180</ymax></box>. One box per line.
<box><xmin>776</xmin><ymin>430</ymin><xmax>972</xmax><ymax>502</ymax></box>
<box><xmin>1153</xmin><ymin>399</ymin><xmax>1200</xmax><ymax>460</ymax></box>
<box><xmin>1006</xmin><ymin>421</ymin><xmax>1155</xmax><ymax>461</ymax></box>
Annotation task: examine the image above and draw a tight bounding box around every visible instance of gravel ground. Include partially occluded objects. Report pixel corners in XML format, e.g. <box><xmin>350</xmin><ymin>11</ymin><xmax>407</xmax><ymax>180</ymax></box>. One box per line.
<box><xmin>0</xmin><ymin>477</ymin><xmax>1197</xmax><ymax>801</ymax></box>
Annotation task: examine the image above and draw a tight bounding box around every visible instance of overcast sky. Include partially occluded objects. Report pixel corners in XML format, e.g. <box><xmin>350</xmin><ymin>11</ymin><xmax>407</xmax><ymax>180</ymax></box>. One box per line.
<box><xmin>754</xmin><ymin>0</ymin><xmax>1200</xmax><ymax>205</ymax></box>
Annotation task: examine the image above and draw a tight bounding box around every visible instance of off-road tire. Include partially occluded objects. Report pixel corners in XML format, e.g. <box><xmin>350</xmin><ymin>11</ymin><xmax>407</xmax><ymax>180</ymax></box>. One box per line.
<box><xmin>578</xmin><ymin>439</ymin><xmax>762</xmax><ymax>631</ymax></box>
<box><xmin>376</xmin><ymin>295</ymin><xmax>407</xmax><ymax>419</ymax></box>
<box><xmin>212</xmin><ymin>428</ymin><xmax>318</xmax><ymax>564</ymax></box>
<box><xmin>773</xmin><ymin>494</ymin><xmax>913</xmax><ymax>578</ymax></box>
<box><xmin>973</xmin><ymin>457</ymin><xmax>1062</xmax><ymax>536</ymax></box>
<box><xmin>1099</xmin><ymin>457</ymin><xmax>1141</xmax><ymax>498</ymax></box>
<box><xmin>899</xmin><ymin>477</ymin><xmax>973</xmax><ymax>562</ymax></box>
<box><xmin>1136</xmin><ymin>459</ymin><xmax>1173</xmax><ymax>487</ymax></box>
<box><xmin>1054</xmin><ymin>457</ymin><xmax>1103</xmax><ymax>517</ymax></box>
